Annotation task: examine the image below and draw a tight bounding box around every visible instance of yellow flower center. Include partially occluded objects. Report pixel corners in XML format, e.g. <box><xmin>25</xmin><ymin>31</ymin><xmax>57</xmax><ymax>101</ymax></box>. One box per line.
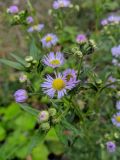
<box><xmin>66</xmin><ymin>74</ymin><xmax>73</xmax><ymax>81</ymax></box>
<box><xmin>52</xmin><ymin>78</ymin><xmax>65</xmax><ymax>91</ymax></box>
<box><xmin>50</xmin><ymin>60</ymin><xmax>60</xmax><ymax>65</ymax></box>
<box><xmin>46</xmin><ymin>36</ymin><xmax>52</xmax><ymax>42</ymax></box>
<box><xmin>115</xmin><ymin>116</ymin><xmax>120</xmax><ymax>122</ymax></box>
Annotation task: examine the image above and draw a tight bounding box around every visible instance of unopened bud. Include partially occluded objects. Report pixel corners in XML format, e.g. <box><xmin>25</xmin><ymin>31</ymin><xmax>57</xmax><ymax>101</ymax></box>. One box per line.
<box><xmin>38</xmin><ymin>111</ymin><xmax>49</xmax><ymax>123</ymax></box>
<box><xmin>40</xmin><ymin>122</ymin><xmax>50</xmax><ymax>131</ymax></box>
<box><xmin>25</xmin><ymin>56</ymin><xmax>33</xmax><ymax>62</ymax></box>
<box><xmin>32</xmin><ymin>60</ymin><xmax>37</xmax><ymax>64</ymax></box>
<box><xmin>75</xmin><ymin>51</ymin><xmax>83</xmax><ymax>58</ymax></box>
<box><xmin>48</xmin><ymin>108</ymin><xmax>57</xmax><ymax>117</ymax></box>
<box><xmin>19</xmin><ymin>73</ymin><xmax>27</xmax><ymax>83</ymax></box>
<box><xmin>25</xmin><ymin>63</ymin><xmax>31</xmax><ymax>68</ymax></box>
<box><xmin>71</xmin><ymin>47</ymin><xmax>79</xmax><ymax>53</ymax></box>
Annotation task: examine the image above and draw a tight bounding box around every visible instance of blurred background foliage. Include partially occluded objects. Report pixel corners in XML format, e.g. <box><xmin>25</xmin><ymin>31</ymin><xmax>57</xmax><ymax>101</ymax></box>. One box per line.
<box><xmin>0</xmin><ymin>0</ymin><xmax>120</xmax><ymax>160</ymax></box>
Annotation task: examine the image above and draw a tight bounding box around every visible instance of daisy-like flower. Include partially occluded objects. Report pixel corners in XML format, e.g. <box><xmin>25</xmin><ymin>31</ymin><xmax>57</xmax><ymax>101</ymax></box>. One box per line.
<box><xmin>41</xmin><ymin>33</ymin><xmax>58</xmax><ymax>48</ymax></box>
<box><xmin>63</xmin><ymin>69</ymin><xmax>79</xmax><ymax>88</ymax></box>
<box><xmin>111</xmin><ymin>45</ymin><xmax>120</xmax><ymax>58</ymax></box>
<box><xmin>42</xmin><ymin>52</ymin><xmax>64</xmax><ymax>68</ymax></box>
<box><xmin>26</xmin><ymin>16</ymin><xmax>34</xmax><ymax>24</ymax></box>
<box><xmin>76</xmin><ymin>34</ymin><xmax>87</xmax><ymax>44</ymax></box>
<box><xmin>111</xmin><ymin>112</ymin><xmax>120</xmax><ymax>127</ymax></box>
<box><xmin>101</xmin><ymin>19</ymin><xmax>108</xmax><ymax>26</ymax></box>
<box><xmin>116</xmin><ymin>100</ymin><xmax>120</xmax><ymax>110</ymax></box>
<box><xmin>27</xmin><ymin>24</ymin><xmax>44</xmax><ymax>33</ymax></box>
<box><xmin>7</xmin><ymin>5</ymin><xmax>19</xmax><ymax>14</ymax></box>
<box><xmin>14</xmin><ymin>89</ymin><xmax>28</xmax><ymax>103</ymax></box>
<box><xmin>41</xmin><ymin>73</ymin><xmax>75</xmax><ymax>99</ymax></box>
<box><xmin>53</xmin><ymin>0</ymin><xmax>71</xmax><ymax>9</ymax></box>
<box><xmin>106</xmin><ymin>141</ymin><xmax>116</xmax><ymax>153</ymax></box>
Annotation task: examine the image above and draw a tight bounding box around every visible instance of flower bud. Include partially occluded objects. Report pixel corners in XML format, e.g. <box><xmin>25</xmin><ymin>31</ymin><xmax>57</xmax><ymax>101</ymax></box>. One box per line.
<box><xmin>74</xmin><ymin>5</ymin><xmax>80</xmax><ymax>11</ymax></box>
<box><xmin>25</xmin><ymin>56</ymin><xmax>33</xmax><ymax>62</ymax></box>
<box><xmin>40</xmin><ymin>122</ymin><xmax>50</xmax><ymax>131</ymax></box>
<box><xmin>32</xmin><ymin>60</ymin><xmax>37</xmax><ymax>64</ymax></box>
<box><xmin>14</xmin><ymin>89</ymin><xmax>28</xmax><ymax>103</ymax></box>
<box><xmin>19</xmin><ymin>73</ymin><xmax>27</xmax><ymax>83</ymax></box>
<box><xmin>74</xmin><ymin>51</ymin><xmax>83</xmax><ymax>58</ymax></box>
<box><xmin>25</xmin><ymin>63</ymin><xmax>31</xmax><ymax>68</ymax></box>
<box><xmin>38</xmin><ymin>111</ymin><xmax>49</xmax><ymax>123</ymax></box>
<box><xmin>52</xmin><ymin>117</ymin><xmax>60</xmax><ymax>124</ymax></box>
<box><xmin>48</xmin><ymin>108</ymin><xmax>57</xmax><ymax>117</ymax></box>
<box><xmin>71</xmin><ymin>47</ymin><xmax>79</xmax><ymax>53</ymax></box>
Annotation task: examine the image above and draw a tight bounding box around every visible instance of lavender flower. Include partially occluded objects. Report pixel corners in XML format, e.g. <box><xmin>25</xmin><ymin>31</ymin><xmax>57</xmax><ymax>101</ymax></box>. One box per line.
<box><xmin>111</xmin><ymin>45</ymin><xmax>120</xmax><ymax>58</ymax></box>
<box><xmin>26</xmin><ymin>16</ymin><xmax>34</xmax><ymax>24</ymax></box>
<box><xmin>41</xmin><ymin>33</ymin><xmax>58</xmax><ymax>48</ymax></box>
<box><xmin>76</xmin><ymin>34</ymin><xmax>87</xmax><ymax>43</ymax></box>
<box><xmin>53</xmin><ymin>0</ymin><xmax>71</xmax><ymax>9</ymax></box>
<box><xmin>107</xmin><ymin>76</ymin><xmax>116</xmax><ymax>88</ymax></box>
<box><xmin>108</xmin><ymin>15</ymin><xmax>120</xmax><ymax>23</ymax></box>
<box><xmin>116</xmin><ymin>100</ymin><xmax>120</xmax><ymax>110</ymax></box>
<box><xmin>106</xmin><ymin>141</ymin><xmax>116</xmax><ymax>153</ymax></box>
<box><xmin>41</xmin><ymin>73</ymin><xmax>76</xmax><ymax>99</ymax></box>
<box><xmin>101</xmin><ymin>19</ymin><xmax>108</xmax><ymax>26</ymax></box>
<box><xmin>42</xmin><ymin>52</ymin><xmax>64</xmax><ymax>68</ymax></box>
<box><xmin>27</xmin><ymin>24</ymin><xmax>44</xmax><ymax>32</ymax></box>
<box><xmin>63</xmin><ymin>69</ymin><xmax>79</xmax><ymax>88</ymax></box>
<box><xmin>111</xmin><ymin>112</ymin><xmax>120</xmax><ymax>127</ymax></box>
<box><xmin>7</xmin><ymin>5</ymin><xmax>19</xmax><ymax>14</ymax></box>
<box><xmin>14</xmin><ymin>89</ymin><xmax>28</xmax><ymax>103</ymax></box>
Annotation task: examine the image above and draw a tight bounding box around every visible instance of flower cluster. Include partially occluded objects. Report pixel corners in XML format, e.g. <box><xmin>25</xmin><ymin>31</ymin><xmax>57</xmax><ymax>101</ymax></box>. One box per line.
<box><xmin>41</xmin><ymin>52</ymin><xmax>79</xmax><ymax>99</ymax></box>
<box><xmin>111</xmin><ymin>45</ymin><xmax>120</xmax><ymax>67</ymax></box>
<box><xmin>101</xmin><ymin>15</ymin><xmax>120</xmax><ymax>26</ymax></box>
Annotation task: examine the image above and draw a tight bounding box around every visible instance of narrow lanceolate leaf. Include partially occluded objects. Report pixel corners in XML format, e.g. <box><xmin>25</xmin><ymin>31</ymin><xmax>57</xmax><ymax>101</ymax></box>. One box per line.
<box><xmin>10</xmin><ymin>53</ymin><xmax>26</xmax><ymax>66</ymax></box>
<box><xmin>30</xmin><ymin>39</ymin><xmax>40</xmax><ymax>60</ymax></box>
<box><xmin>27</xmin><ymin>129</ymin><xmax>47</xmax><ymax>154</ymax></box>
<box><xmin>0</xmin><ymin>59</ymin><xmax>25</xmax><ymax>70</ymax></box>
<box><xmin>19</xmin><ymin>103</ymin><xmax>39</xmax><ymax>116</ymax></box>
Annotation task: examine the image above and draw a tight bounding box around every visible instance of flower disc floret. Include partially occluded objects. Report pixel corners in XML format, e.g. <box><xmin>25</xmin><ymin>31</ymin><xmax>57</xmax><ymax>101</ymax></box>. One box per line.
<box><xmin>52</xmin><ymin>78</ymin><xmax>65</xmax><ymax>90</ymax></box>
<box><xmin>111</xmin><ymin>112</ymin><xmax>120</xmax><ymax>127</ymax></box>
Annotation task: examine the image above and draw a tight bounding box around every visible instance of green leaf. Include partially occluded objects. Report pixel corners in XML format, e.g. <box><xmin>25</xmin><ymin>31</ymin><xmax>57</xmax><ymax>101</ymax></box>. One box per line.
<box><xmin>10</xmin><ymin>53</ymin><xmax>26</xmax><ymax>65</ymax></box>
<box><xmin>28</xmin><ymin>129</ymin><xmax>47</xmax><ymax>155</ymax></box>
<box><xmin>0</xmin><ymin>58</ymin><xmax>24</xmax><ymax>70</ymax></box>
<box><xmin>30</xmin><ymin>39</ymin><xmax>40</xmax><ymax>59</ymax></box>
<box><xmin>19</xmin><ymin>103</ymin><xmax>39</xmax><ymax>116</ymax></box>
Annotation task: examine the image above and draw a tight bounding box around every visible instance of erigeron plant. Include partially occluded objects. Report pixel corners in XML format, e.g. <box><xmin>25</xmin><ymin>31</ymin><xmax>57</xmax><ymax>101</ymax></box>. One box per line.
<box><xmin>1</xmin><ymin>0</ymin><xmax>120</xmax><ymax>159</ymax></box>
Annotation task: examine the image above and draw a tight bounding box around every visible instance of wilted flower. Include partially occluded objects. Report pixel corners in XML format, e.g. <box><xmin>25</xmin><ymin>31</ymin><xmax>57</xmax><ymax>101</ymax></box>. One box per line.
<box><xmin>7</xmin><ymin>5</ymin><xmax>19</xmax><ymax>14</ymax></box>
<box><xmin>41</xmin><ymin>33</ymin><xmax>58</xmax><ymax>48</ymax></box>
<box><xmin>76</xmin><ymin>34</ymin><xmax>87</xmax><ymax>43</ymax></box>
<box><xmin>14</xmin><ymin>89</ymin><xmax>28</xmax><ymax>103</ymax></box>
<box><xmin>41</xmin><ymin>73</ymin><xmax>76</xmax><ymax>99</ymax></box>
<box><xmin>111</xmin><ymin>112</ymin><xmax>120</xmax><ymax>127</ymax></box>
<box><xmin>53</xmin><ymin>0</ymin><xmax>71</xmax><ymax>9</ymax></box>
<box><xmin>116</xmin><ymin>101</ymin><xmax>120</xmax><ymax>110</ymax></box>
<box><xmin>42</xmin><ymin>52</ymin><xmax>64</xmax><ymax>68</ymax></box>
<box><xmin>106</xmin><ymin>141</ymin><xmax>116</xmax><ymax>153</ymax></box>
<box><xmin>38</xmin><ymin>111</ymin><xmax>49</xmax><ymax>122</ymax></box>
<box><xmin>111</xmin><ymin>45</ymin><xmax>120</xmax><ymax>58</ymax></box>
<box><xmin>27</xmin><ymin>24</ymin><xmax>44</xmax><ymax>32</ymax></box>
<box><xmin>26</xmin><ymin>16</ymin><xmax>34</xmax><ymax>24</ymax></box>
<box><xmin>63</xmin><ymin>69</ymin><xmax>79</xmax><ymax>88</ymax></box>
